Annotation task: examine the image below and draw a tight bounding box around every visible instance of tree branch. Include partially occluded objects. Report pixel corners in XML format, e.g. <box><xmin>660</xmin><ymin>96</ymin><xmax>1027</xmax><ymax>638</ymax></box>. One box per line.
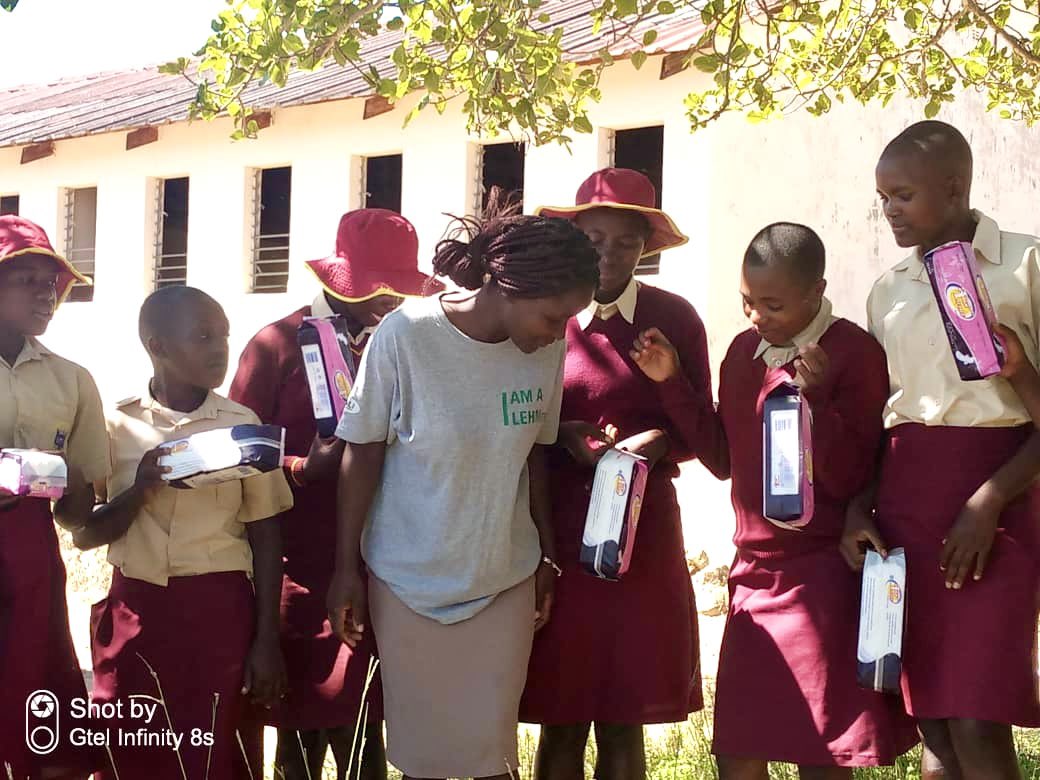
<box><xmin>963</xmin><ymin>0</ymin><xmax>1040</xmax><ymax>66</ymax></box>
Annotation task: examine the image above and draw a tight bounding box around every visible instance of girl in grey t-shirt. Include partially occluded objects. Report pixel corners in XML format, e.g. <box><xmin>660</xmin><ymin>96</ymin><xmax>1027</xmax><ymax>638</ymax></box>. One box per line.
<box><xmin>328</xmin><ymin>194</ymin><xmax>601</xmax><ymax>780</ymax></box>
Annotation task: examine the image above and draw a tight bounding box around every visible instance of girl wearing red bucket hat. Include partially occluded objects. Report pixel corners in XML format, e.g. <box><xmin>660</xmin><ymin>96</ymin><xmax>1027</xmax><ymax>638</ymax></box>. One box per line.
<box><xmin>519</xmin><ymin>169</ymin><xmax>722</xmax><ymax>779</ymax></box>
<box><xmin>0</xmin><ymin>215</ymin><xmax>110</xmax><ymax>778</ymax></box>
<box><xmin>229</xmin><ymin>209</ymin><xmax>441</xmax><ymax>780</ymax></box>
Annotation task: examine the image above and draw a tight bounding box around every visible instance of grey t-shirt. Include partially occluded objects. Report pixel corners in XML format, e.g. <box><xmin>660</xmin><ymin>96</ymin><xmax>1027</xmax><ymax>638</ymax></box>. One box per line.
<box><xmin>335</xmin><ymin>294</ymin><xmax>565</xmax><ymax>624</ymax></box>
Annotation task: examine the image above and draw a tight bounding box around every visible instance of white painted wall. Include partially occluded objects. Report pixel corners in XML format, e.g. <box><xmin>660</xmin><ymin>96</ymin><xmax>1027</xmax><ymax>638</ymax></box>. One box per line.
<box><xmin>6</xmin><ymin>56</ymin><xmax>1040</xmax><ymax>601</ymax></box>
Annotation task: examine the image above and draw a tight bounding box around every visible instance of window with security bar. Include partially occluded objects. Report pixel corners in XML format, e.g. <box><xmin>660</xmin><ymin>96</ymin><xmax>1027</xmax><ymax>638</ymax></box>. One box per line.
<box><xmin>474</xmin><ymin>142</ymin><xmax>525</xmax><ymax>216</ymax></box>
<box><xmin>609</xmin><ymin>125</ymin><xmax>665</xmax><ymax>276</ymax></box>
<box><xmin>0</xmin><ymin>195</ymin><xmax>18</xmax><ymax>215</ymax></box>
<box><xmin>154</xmin><ymin>177</ymin><xmax>189</xmax><ymax>289</ymax></box>
<box><xmin>251</xmin><ymin>166</ymin><xmax>292</xmax><ymax>294</ymax></box>
<box><xmin>363</xmin><ymin>154</ymin><xmax>403</xmax><ymax>213</ymax></box>
<box><xmin>63</xmin><ymin>187</ymin><xmax>98</xmax><ymax>303</ymax></box>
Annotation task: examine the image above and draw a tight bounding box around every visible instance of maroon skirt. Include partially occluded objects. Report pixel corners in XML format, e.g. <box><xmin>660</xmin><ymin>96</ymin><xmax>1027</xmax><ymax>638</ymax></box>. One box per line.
<box><xmin>712</xmin><ymin>547</ymin><xmax>918</xmax><ymax>766</ymax></box>
<box><xmin>520</xmin><ymin>472</ymin><xmax>702</xmax><ymax>725</ymax></box>
<box><xmin>877</xmin><ymin>423</ymin><xmax>1040</xmax><ymax>725</ymax></box>
<box><xmin>0</xmin><ymin>497</ymin><xmax>97</xmax><ymax>780</ymax></box>
<box><xmin>267</xmin><ymin>568</ymin><xmax>382</xmax><ymax>730</ymax></box>
<box><xmin>90</xmin><ymin>570</ymin><xmax>262</xmax><ymax>780</ymax></box>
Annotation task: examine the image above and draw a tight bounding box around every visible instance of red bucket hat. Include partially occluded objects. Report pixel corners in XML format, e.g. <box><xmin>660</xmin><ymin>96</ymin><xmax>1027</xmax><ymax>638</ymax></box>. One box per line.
<box><xmin>0</xmin><ymin>215</ymin><xmax>88</xmax><ymax>305</ymax></box>
<box><xmin>535</xmin><ymin>168</ymin><xmax>688</xmax><ymax>258</ymax></box>
<box><xmin>305</xmin><ymin>209</ymin><xmax>443</xmax><ymax>302</ymax></box>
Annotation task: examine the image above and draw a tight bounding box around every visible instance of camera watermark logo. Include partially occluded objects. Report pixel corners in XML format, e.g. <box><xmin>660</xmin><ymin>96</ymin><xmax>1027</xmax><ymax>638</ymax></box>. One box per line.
<box><xmin>25</xmin><ymin>689</ymin><xmax>59</xmax><ymax>755</ymax></box>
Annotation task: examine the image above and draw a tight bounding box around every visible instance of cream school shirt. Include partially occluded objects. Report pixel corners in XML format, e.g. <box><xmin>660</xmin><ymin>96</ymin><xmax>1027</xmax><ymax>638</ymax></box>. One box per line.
<box><xmin>105</xmin><ymin>388</ymin><xmax>294</xmax><ymax>586</ymax></box>
<box><xmin>0</xmin><ymin>337</ymin><xmax>110</xmax><ymax>483</ymax></box>
<box><xmin>868</xmin><ymin>211</ymin><xmax>1040</xmax><ymax>429</ymax></box>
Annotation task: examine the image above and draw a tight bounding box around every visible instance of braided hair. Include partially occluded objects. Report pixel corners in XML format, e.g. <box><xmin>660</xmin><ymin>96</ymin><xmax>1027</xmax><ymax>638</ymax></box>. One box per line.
<box><xmin>433</xmin><ymin>187</ymin><xmax>600</xmax><ymax>298</ymax></box>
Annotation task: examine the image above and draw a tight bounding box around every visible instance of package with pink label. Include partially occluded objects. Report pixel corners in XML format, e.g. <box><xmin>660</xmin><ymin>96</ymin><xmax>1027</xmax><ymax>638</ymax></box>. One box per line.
<box><xmin>580</xmin><ymin>448</ymin><xmax>648</xmax><ymax>581</ymax></box>
<box><xmin>298</xmin><ymin>315</ymin><xmax>358</xmax><ymax>437</ymax></box>
<box><xmin>0</xmin><ymin>449</ymin><xmax>67</xmax><ymax>499</ymax></box>
<box><xmin>923</xmin><ymin>240</ymin><xmax>1006</xmax><ymax>381</ymax></box>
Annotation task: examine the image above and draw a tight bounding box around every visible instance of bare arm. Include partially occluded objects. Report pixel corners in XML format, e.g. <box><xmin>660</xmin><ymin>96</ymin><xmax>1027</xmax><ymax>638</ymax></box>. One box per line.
<box><xmin>528</xmin><ymin>445</ymin><xmax>557</xmax><ymax>630</ymax></box>
<box><xmin>326</xmin><ymin>441</ymin><xmax>386</xmax><ymax>646</ymax></box>
<box><xmin>72</xmin><ymin>446</ymin><xmax>169</xmax><ymax>550</ymax></box>
<box><xmin>243</xmin><ymin>515</ymin><xmax>287</xmax><ymax>707</ymax></box>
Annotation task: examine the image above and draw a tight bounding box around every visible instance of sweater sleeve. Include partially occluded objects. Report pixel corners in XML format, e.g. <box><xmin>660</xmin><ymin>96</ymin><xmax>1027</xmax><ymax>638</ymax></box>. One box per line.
<box><xmin>654</xmin><ymin>304</ymin><xmax>729</xmax><ymax>478</ymax></box>
<box><xmin>802</xmin><ymin>328</ymin><xmax>889</xmax><ymax>501</ymax></box>
<box><xmin>229</xmin><ymin>328</ymin><xmax>285</xmax><ymax>425</ymax></box>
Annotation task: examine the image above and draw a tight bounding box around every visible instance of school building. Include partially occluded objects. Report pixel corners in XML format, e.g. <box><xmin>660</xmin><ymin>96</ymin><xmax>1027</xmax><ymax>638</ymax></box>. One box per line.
<box><xmin>3</xmin><ymin>0</ymin><xmax>1040</xmax><ymax>628</ymax></box>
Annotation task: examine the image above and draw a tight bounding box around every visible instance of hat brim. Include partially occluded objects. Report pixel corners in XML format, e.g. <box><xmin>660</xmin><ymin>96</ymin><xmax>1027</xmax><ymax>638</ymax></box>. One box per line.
<box><xmin>305</xmin><ymin>257</ymin><xmax>444</xmax><ymax>303</ymax></box>
<box><xmin>0</xmin><ymin>246</ymin><xmax>90</xmax><ymax>306</ymax></box>
<box><xmin>535</xmin><ymin>202</ymin><xmax>689</xmax><ymax>258</ymax></box>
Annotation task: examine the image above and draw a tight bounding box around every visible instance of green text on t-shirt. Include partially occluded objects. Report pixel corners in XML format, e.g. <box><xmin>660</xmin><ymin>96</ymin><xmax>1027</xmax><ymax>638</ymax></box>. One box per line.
<box><xmin>501</xmin><ymin>387</ymin><xmax>546</xmax><ymax>427</ymax></box>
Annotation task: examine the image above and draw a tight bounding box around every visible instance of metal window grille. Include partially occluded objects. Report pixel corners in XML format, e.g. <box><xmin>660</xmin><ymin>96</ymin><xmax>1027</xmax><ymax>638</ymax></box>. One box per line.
<box><xmin>0</xmin><ymin>195</ymin><xmax>18</xmax><ymax>215</ymax></box>
<box><xmin>63</xmin><ymin>187</ymin><xmax>97</xmax><ymax>302</ymax></box>
<box><xmin>153</xmin><ymin>178</ymin><xmax>189</xmax><ymax>289</ymax></box>
<box><xmin>250</xmin><ymin>168</ymin><xmax>291</xmax><ymax>294</ymax></box>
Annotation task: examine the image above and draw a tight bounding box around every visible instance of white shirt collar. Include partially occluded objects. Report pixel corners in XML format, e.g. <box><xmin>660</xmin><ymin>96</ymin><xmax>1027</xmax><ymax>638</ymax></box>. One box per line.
<box><xmin>576</xmin><ymin>276</ymin><xmax>639</xmax><ymax>330</ymax></box>
<box><xmin>311</xmin><ymin>292</ymin><xmax>335</xmax><ymax>318</ymax></box>
<box><xmin>753</xmin><ymin>296</ymin><xmax>836</xmax><ymax>367</ymax></box>
<box><xmin>311</xmin><ymin>292</ymin><xmax>373</xmax><ymax>348</ymax></box>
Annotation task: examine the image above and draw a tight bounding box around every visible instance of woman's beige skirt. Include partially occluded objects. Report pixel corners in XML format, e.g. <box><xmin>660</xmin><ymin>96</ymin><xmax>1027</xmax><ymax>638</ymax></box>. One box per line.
<box><xmin>369</xmin><ymin>575</ymin><xmax>536</xmax><ymax>779</ymax></box>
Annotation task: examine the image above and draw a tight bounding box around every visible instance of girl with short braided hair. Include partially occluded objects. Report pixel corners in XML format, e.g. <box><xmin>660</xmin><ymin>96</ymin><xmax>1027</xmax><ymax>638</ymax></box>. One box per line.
<box><xmin>326</xmin><ymin>190</ymin><xmax>599</xmax><ymax>780</ymax></box>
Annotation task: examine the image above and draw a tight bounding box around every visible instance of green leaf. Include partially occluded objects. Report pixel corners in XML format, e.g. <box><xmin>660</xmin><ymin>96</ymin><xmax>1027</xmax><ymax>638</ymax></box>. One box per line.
<box><xmin>693</xmin><ymin>54</ymin><xmax>720</xmax><ymax>72</ymax></box>
<box><xmin>657</xmin><ymin>0</ymin><xmax>676</xmax><ymax>12</ymax></box>
<box><xmin>387</xmin><ymin>16</ymin><xmax>404</xmax><ymax>31</ymax></box>
<box><xmin>964</xmin><ymin>60</ymin><xmax>987</xmax><ymax>79</ymax></box>
<box><xmin>643</xmin><ymin>29</ymin><xmax>658</xmax><ymax>46</ymax></box>
<box><xmin>925</xmin><ymin>98</ymin><xmax>941</xmax><ymax>118</ymax></box>
<box><xmin>574</xmin><ymin>115</ymin><xmax>594</xmax><ymax>133</ymax></box>
<box><xmin>617</xmin><ymin>0</ymin><xmax>638</xmax><ymax>16</ymax></box>
<box><xmin>632</xmin><ymin>51</ymin><xmax>648</xmax><ymax>69</ymax></box>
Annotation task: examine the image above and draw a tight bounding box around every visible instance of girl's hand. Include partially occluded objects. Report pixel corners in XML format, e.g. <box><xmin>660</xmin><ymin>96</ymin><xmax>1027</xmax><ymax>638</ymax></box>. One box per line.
<box><xmin>327</xmin><ymin>566</ymin><xmax>367</xmax><ymax>647</ymax></box>
<box><xmin>300</xmin><ymin>434</ymin><xmax>346</xmax><ymax>484</ymax></box>
<box><xmin>557</xmin><ymin>421</ymin><xmax>616</xmax><ymax>467</ymax></box>
<box><xmin>840</xmin><ymin>496</ymin><xmax>888</xmax><ymax>572</ymax></box>
<box><xmin>793</xmin><ymin>342</ymin><xmax>830</xmax><ymax>395</ymax></box>
<box><xmin>996</xmin><ymin>324</ymin><xmax>1031</xmax><ymax>382</ymax></box>
<box><xmin>614</xmin><ymin>429</ymin><xmax>669</xmax><ymax>470</ymax></box>
<box><xmin>534</xmin><ymin>562</ymin><xmax>557</xmax><ymax>631</ymax></box>
<box><xmin>242</xmin><ymin>637</ymin><xmax>288</xmax><ymax>709</ymax></box>
<box><xmin>631</xmin><ymin>327</ymin><xmax>681</xmax><ymax>383</ymax></box>
<box><xmin>135</xmin><ymin>446</ymin><xmax>171</xmax><ymax>497</ymax></box>
<box><xmin>941</xmin><ymin>486</ymin><xmax>1003</xmax><ymax>589</ymax></box>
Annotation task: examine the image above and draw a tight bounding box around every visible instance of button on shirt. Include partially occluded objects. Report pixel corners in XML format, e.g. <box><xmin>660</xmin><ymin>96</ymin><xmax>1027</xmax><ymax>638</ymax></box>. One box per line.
<box><xmin>0</xmin><ymin>337</ymin><xmax>110</xmax><ymax>483</ymax></box>
<box><xmin>105</xmin><ymin>389</ymin><xmax>294</xmax><ymax>586</ymax></box>
<box><xmin>868</xmin><ymin>211</ymin><xmax>1040</xmax><ymax>429</ymax></box>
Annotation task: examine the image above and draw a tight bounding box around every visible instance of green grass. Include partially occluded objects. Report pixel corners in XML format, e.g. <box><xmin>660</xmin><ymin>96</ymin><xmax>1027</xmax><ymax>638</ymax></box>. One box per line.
<box><xmin>296</xmin><ymin>713</ymin><xmax>1040</xmax><ymax>779</ymax></box>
